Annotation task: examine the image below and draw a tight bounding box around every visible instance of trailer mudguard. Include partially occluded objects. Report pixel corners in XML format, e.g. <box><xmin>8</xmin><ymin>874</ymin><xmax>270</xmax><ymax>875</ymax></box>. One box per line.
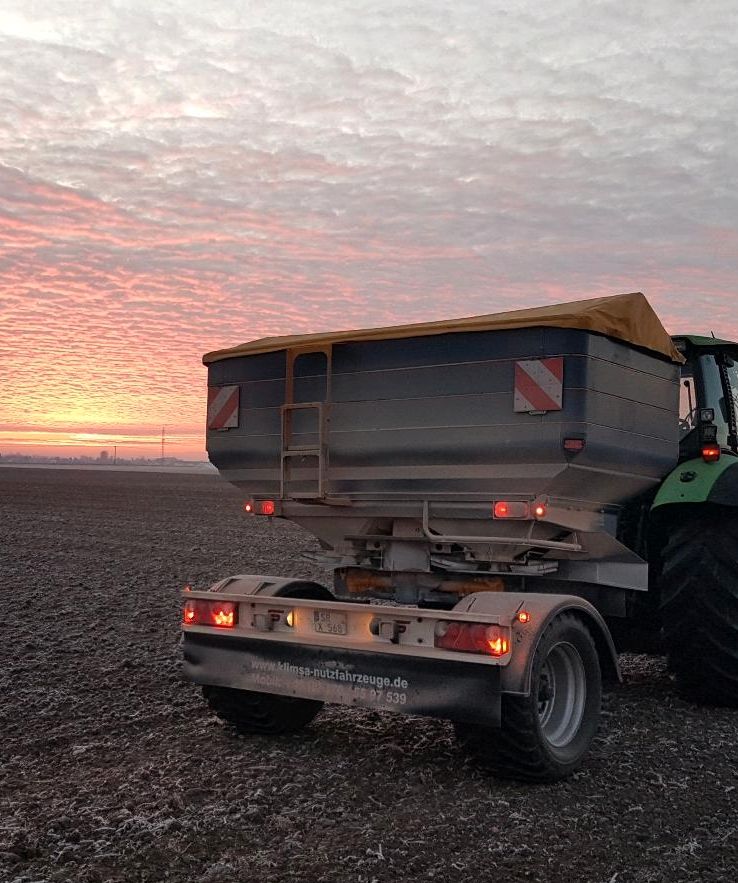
<box><xmin>184</xmin><ymin>631</ymin><xmax>503</xmax><ymax>727</ymax></box>
<box><xmin>651</xmin><ymin>456</ymin><xmax>738</xmax><ymax>510</ymax></box>
<box><xmin>183</xmin><ymin>580</ymin><xmax>511</xmax><ymax>726</ymax></box>
<box><xmin>452</xmin><ymin>592</ymin><xmax>621</xmax><ymax>695</ymax></box>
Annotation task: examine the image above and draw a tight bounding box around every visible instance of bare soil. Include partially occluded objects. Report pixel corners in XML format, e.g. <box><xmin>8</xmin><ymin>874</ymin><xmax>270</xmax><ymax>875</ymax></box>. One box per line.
<box><xmin>1</xmin><ymin>467</ymin><xmax>736</xmax><ymax>883</ymax></box>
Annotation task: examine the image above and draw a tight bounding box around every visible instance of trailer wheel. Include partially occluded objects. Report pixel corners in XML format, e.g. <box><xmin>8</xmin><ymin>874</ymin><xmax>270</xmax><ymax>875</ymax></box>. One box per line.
<box><xmin>203</xmin><ymin>580</ymin><xmax>334</xmax><ymax>736</ymax></box>
<box><xmin>455</xmin><ymin>614</ymin><xmax>601</xmax><ymax>782</ymax></box>
<box><xmin>659</xmin><ymin>517</ymin><xmax>738</xmax><ymax>707</ymax></box>
<box><xmin>203</xmin><ymin>686</ymin><xmax>323</xmax><ymax>735</ymax></box>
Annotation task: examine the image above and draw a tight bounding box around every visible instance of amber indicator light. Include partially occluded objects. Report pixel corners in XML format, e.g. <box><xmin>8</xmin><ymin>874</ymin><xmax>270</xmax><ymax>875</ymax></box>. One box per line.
<box><xmin>212</xmin><ymin>605</ymin><xmax>236</xmax><ymax>628</ymax></box>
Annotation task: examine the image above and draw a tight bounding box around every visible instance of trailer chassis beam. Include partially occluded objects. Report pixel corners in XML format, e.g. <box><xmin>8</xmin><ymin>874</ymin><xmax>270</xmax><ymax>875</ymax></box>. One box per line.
<box><xmin>421</xmin><ymin>501</ymin><xmax>583</xmax><ymax>553</ymax></box>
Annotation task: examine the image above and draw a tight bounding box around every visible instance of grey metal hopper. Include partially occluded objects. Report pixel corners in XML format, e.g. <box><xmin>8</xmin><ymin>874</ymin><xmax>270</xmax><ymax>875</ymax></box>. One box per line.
<box><xmin>207</xmin><ymin>325</ymin><xmax>678</xmax><ymax>504</ymax></box>
<box><xmin>204</xmin><ymin>295</ymin><xmax>681</xmax><ymax>592</ymax></box>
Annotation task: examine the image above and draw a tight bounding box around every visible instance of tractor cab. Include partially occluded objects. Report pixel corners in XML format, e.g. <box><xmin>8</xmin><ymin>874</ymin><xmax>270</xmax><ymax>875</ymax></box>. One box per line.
<box><xmin>673</xmin><ymin>335</ymin><xmax>738</xmax><ymax>462</ymax></box>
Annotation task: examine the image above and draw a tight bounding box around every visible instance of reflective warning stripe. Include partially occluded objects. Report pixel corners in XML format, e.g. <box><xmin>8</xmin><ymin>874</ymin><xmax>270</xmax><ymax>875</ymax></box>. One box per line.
<box><xmin>513</xmin><ymin>358</ymin><xmax>563</xmax><ymax>412</ymax></box>
<box><xmin>207</xmin><ymin>385</ymin><xmax>240</xmax><ymax>429</ymax></box>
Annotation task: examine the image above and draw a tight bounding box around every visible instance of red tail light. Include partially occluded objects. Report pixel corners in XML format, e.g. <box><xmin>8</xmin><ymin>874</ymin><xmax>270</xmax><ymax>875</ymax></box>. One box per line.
<box><xmin>245</xmin><ymin>499</ymin><xmax>277</xmax><ymax>515</ymax></box>
<box><xmin>493</xmin><ymin>501</ymin><xmax>529</xmax><ymax>519</ymax></box>
<box><xmin>563</xmin><ymin>438</ymin><xmax>585</xmax><ymax>452</ymax></box>
<box><xmin>533</xmin><ymin>503</ymin><xmax>547</xmax><ymax>519</ymax></box>
<box><xmin>182</xmin><ymin>600</ymin><xmax>237</xmax><ymax>628</ymax></box>
<box><xmin>702</xmin><ymin>445</ymin><xmax>720</xmax><ymax>462</ymax></box>
<box><xmin>434</xmin><ymin>622</ymin><xmax>510</xmax><ymax>657</ymax></box>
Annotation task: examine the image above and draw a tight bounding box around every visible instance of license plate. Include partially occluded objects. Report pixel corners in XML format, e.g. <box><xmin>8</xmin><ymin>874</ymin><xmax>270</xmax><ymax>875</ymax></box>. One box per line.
<box><xmin>313</xmin><ymin>610</ymin><xmax>347</xmax><ymax>635</ymax></box>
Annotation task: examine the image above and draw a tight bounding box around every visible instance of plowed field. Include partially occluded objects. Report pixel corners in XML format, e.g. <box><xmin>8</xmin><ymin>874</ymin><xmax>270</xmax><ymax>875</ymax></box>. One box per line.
<box><xmin>1</xmin><ymin>468</ymin><xmax>736</xmax><ymax>883</ymax></box>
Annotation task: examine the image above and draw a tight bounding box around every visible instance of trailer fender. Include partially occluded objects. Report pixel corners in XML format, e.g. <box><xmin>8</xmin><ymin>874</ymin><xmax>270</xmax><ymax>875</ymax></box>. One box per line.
<box><xmin>452</xmin><ymin>592</ymin><xmax>621</xmax><ymax>696</ymax></box>
<box><xmin>205</xmin><ymin>574</ymin><xmax>334</xmax><ymax>600</ymax></box>
<box><xmin>651</xmin><ymin>456</ymin><xmax>738</xmax><ymax>511</ymax></box>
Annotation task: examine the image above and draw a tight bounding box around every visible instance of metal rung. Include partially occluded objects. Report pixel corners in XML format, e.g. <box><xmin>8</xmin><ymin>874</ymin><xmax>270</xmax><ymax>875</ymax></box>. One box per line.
<box><xmin>281</xmin><ymin>401</ymin><xmax>327</xmax><ymax>499</ymax></box>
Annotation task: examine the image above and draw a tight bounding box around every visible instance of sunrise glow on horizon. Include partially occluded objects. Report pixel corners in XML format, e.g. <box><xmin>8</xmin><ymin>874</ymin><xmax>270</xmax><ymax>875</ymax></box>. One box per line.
<box><xmin>2</xmin><ymin>1</ymin><xmax>737</xmax><ymax>461</ymax></box>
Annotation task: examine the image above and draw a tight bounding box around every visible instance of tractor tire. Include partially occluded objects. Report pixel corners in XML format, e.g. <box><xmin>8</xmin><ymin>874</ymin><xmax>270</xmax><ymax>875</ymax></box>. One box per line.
<box><xmin>659</xmin><ymin>517</ymin><xmax>738</xmax><ymax>707</ymax></box>
<box><xmin>455</xmin><ymin>613</ymin><xmax>601</xmax><ymax>782</ymax></box>
<box><xmin>204</xmin><ymin>686</ymin><xmax>323</xmax><ymax>735</ymax></box>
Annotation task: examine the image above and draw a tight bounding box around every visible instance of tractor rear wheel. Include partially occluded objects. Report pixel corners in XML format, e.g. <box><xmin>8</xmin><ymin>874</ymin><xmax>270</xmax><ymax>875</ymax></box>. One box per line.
<box><xmin>455</xmin><ymin>613</ymin><xmax>601</xmax><ymax>782</ymax></box>
<box><xmin>659</xmin><ymin>516</ymin><xmax>738</xmax><ymax>706</ymax></box>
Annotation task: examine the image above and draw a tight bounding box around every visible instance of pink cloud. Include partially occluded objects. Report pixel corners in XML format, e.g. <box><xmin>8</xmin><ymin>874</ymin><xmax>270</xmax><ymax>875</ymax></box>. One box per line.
<box><xmin>1</xmin><ymin>2</ymin><xmax>737</xmax><ymax>460</ymax></box>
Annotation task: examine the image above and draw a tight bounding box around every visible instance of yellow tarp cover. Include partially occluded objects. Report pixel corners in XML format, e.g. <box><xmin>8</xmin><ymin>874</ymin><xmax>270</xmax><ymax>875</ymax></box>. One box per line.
<box><xmin>203</xmin><ymin>292</ymin><xmax>684</xmax><ymax>365</ymax></box>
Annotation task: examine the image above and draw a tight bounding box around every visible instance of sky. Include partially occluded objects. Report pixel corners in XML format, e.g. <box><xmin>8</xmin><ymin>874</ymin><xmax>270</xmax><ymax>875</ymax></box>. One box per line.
<box><xmin>1</xmin><ymin>0</ymin><xmax>737</xmax><ymax>460</ymax></box>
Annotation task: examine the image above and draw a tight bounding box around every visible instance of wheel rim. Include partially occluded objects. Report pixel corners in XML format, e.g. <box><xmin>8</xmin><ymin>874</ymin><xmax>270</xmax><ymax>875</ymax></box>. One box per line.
<box><xmin>537</xmin><ymin>641</ymin><xmax>587</xmax><ymax>748</ymax></box>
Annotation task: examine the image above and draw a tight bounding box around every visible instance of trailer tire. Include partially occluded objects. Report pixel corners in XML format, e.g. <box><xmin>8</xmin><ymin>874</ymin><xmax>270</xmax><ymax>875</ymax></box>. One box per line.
<box><xmin>659</xmin><ymin>517</ymin><xmax>738</xmax><ymax>707</ymax></box>
<box><xmin>455</xmin><ymin>613</ymin><xmax>601</xmax><ymax>782</ymax></box>
<box><xmin>202</xmin><ymin>580</ymin><xmax>333</xmax><ymax>735</ymax></box>
<box><xmin>204</xmin><ymin>686</ymin><xmax>323</xmax><ymax>735</ymax></box>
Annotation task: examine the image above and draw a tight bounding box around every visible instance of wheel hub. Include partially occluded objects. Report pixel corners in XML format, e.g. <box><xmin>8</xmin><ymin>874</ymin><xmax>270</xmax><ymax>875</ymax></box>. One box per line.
<box><xmin>536</xmin><ymin>641</ymin><xmax>587</xmax><ymax>749</ymax></box>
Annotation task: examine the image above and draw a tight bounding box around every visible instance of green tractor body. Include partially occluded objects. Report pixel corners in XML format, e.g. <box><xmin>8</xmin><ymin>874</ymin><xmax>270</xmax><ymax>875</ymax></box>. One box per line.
<box><xmin>646</xmin><ymin>335</ymin><xmax>738</xmax><ymax>706</ymax></box>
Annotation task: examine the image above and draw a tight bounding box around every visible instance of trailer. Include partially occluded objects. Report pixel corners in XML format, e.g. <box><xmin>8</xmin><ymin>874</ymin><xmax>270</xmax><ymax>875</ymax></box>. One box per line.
<box><xmin>183</xmin><ymin>292</ymin><xmax>738</xmax><ymax>781</ymax></box>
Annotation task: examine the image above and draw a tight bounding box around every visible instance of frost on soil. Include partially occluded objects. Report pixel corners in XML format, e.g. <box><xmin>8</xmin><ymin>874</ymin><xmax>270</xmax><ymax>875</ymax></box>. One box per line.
<box><xmin>0</xmin><ymin>468</ymin><xmax>736</xmax><ymax>883</ymax></box>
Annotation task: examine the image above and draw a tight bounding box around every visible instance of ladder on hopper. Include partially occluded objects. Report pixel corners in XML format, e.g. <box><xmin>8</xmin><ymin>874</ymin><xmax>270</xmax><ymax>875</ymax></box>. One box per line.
<box><xmin>280</xmin><ymin>402</ymin><xmax>328</xmax><ymax>500</ymax></box>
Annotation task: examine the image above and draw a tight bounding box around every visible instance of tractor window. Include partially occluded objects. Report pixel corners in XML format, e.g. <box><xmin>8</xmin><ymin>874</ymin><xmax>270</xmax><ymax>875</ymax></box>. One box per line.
<box><xmin>699</xmin><ymin>355</ymin><xmax>730</xmax><ymax>446</ymax></box>
<box><xmin>726</xmin><ymin>362</ymin><xmax>738</xmax><ymax>416</ymax></box>
<box><xmin>679</xmin><ymin>372</ymin><xmax>697</xmax><ymax>438</ymax></box>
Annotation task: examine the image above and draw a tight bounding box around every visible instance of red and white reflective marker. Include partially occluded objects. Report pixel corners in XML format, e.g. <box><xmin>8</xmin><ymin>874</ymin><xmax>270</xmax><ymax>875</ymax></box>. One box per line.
<box><xmin>513</xmin><ymin>358</ymin><xmax>564</xmax><ymax>412</ymax></box>
<box><xmin>207</xmin><ymin>385</ymin><xmax>240</xmax><ymax>430</ymax></box>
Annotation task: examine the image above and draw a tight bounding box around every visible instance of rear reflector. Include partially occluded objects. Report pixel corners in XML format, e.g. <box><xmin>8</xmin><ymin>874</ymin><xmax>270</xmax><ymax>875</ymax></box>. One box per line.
<box><xmin>493</xmin><ymin>501</ymin><xmax>529</xmax><ymax>519</ymax></box>
<box><xmin>563</xmin><ymin>438</ymin><xmax>585</xmax><ymax>452</ymax></box>
<box><xmin>434</xmin><ymin>622</ymin><xmax>510</xmax><ymax>657</ymax></box>
<box><xmin>702</xmin><ymin>445</ymin><xmax>721</xmax><ymax>462</ymax></box>
<box><xmin>183</xmin><ymin>600</ymin><xmax>237</xmax><ymax>628</ymax></box>
<box><xmin>260</xmin><ymin>500</ymin><xmax>276</xmax><ymax>516</ymax></box>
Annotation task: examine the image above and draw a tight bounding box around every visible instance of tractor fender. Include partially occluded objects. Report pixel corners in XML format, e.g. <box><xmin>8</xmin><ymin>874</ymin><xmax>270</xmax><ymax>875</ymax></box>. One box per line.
<box><xmin>652</xmin><ymin>456</ymin><xmax>738</xmax><ymax>511</ymax></box>
<box><xmin>206</xmin><ymin>575</ymin><xmax>334</xmax><ymax>599</ymax></box>
<box><xmin>452</xmin><ymin>591</ymin><xmax>621</xmax><ymax>696</ymax></box>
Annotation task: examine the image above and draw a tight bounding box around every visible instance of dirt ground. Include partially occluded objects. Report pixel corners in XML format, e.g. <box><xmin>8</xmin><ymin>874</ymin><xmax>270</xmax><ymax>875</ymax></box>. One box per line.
<box><xmin>1</xmin><ymin>467</ymin><xmax>736</xmax><ymax>883</ymax></box>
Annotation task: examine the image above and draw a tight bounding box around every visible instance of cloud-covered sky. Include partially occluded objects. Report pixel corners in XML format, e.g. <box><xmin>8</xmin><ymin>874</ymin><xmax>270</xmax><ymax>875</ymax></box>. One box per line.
<box><xmin>2</xmin><ymin>0</ymin><xmax>737</xmax><ymax>458</ymax></box>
